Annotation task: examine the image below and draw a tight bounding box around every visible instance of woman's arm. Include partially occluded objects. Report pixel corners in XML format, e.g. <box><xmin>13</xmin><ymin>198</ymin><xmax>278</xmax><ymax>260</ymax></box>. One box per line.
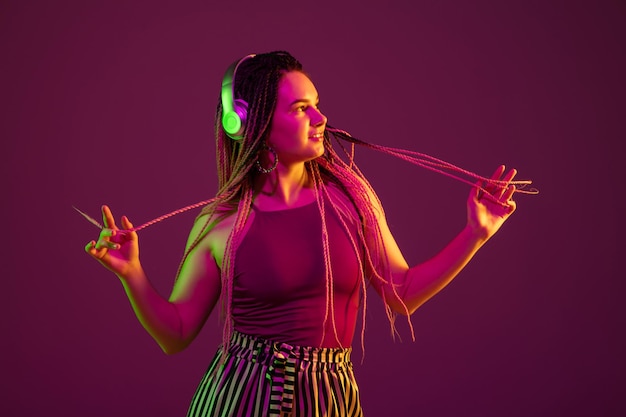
<box><xmin>368</xmin><ymin>165</ymin><xmax>518</xmax><ymax>315</ymax></box>
<box><xmin>85</xmin><ymin>206</ymin><xmax>222</xmax><ymax>354</ymax></box>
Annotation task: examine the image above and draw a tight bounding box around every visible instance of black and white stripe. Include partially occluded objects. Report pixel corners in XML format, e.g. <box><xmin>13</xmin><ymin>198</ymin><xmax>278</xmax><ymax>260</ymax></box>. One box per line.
<box><xmin>187</xmin><ymin>332</ymin><xmax>363</xmax><ymax>417</ymax></box>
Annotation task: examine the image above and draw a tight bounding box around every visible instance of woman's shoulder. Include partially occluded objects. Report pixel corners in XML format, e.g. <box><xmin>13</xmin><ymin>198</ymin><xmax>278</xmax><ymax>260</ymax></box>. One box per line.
<box><xmin>324</xmin><ymin>174</ymin><xmax>384</xmax><ymax>219</ymax></box>
<box><xmin>324</xmin><ymin>181</ymin><xmax>361</xmax><ymax>219</ymax></box>
<box><xmin>193</xmin><ymin>203</ymin><xmax>246</xmax><ymax>240</ymax></box>
<box><xmin>188</xmin><ymin>204</ymin><xmax>254</xmax><ymax>267</ymax></box>
<box><xmin>185</xmin><ymin>202</ymin><xmax>233</xmax><ymax>244</ymax></box>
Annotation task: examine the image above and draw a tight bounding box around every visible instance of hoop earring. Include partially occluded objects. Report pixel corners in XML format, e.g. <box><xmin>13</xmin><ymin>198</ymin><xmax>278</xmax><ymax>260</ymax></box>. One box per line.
<box><xmin>255</xmin><ymin>144</ymin><xmax>278</xmax><ymax>174</ymax></box>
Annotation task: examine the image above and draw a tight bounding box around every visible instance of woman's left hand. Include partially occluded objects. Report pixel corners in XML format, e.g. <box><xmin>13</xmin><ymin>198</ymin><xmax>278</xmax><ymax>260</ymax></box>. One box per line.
<box><xmin>467</xmin><ymin>165</ymin><xmax>517</xmax><ymax>240</ymax></box>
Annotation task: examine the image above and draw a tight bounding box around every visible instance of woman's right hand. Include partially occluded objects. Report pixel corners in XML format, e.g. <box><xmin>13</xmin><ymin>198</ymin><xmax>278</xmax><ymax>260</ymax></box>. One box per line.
<box><xmin>85</xmin><ymin>205</ymin><xmax>142</xmax><ymax>280</ymax></box>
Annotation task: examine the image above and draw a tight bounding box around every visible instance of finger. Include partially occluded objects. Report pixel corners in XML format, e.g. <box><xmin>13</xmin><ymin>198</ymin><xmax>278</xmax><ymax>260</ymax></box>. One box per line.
<box><xmin>94</xmin><ymin>239</ymin><xmax>107</xmax><ymax>250</ymax></box>
<box><xmin>85</xmin><ymin>240</ymin><xmax>108</xmax><ymax>259</ymax></box>
<box><xmin>501</xmin><ymin>168</ymin><xmax>517</xmax><ymax>184</ymax></box>
<box><xmin>490</xmin><ymin>165</ymin><xmax>506</xmax><ymax>181</ymax></box>
<box><xmin>472</xmin><ymin>181</ymin><xmax>498</xmax><ymax>205</ymax></box>
<box><xmin>489</xmin><ymin>165</ymin><xmax>513</xmax><ymax>198</ymax></box>
<box><xmin>95</xmin><ymin>238</ymin><xmax>119</xmax><ymax>251</ymax></box>
<box><xmin>120</xmin><ymin>216</ymin><xmax>138</xmax><ymax>238</ymax></box>
<box><xmin>492</xmin><ymin>169</ymin><xmax>517</xmax><ymax>199</ymax></box>
<box><xmin>121</xmin><ymin>215</ymin><xmax>132</xmax><ymax>228</ymax></box>
<box><xmin>93</xmin><ymin>227</ymin><xmax>116</xmax><ymax>248</ymax></box>
<box><xmin>102</xmin><ymin>205</ymin><xmax>118</xmax><ymax>230</ymax></box>
<box><xmin>502</xmin><ymin>185</ymin><xmax>516</xmax><ymax>202</ymax></box>
<box><xmin>85</xmin><ymin>240</ymin><xmax>96</xmax><ymax>254</ymax></box>
<box><xmin>481</xmin><ymin>165</ymin><xmax>505</xmax><ymax>196</ymax></box>
<box><xmin>507</xmin><ymin>199</ymin><xmax>517</xmax><ymax>213</ymax></box>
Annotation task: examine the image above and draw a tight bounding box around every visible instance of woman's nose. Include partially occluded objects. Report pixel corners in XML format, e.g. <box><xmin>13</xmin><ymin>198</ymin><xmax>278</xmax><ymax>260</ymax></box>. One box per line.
<box><xmin>312</xmin><ymin>107</ymin><xmax>327</xmax><ymax>127</ymax></box>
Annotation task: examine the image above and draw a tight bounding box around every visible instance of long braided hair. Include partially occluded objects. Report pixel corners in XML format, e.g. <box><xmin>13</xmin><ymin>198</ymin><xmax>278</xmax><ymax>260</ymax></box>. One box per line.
<box><xmin>175</xmin><ymin>51</ymin><xmax>407</xmax><ymax>357</ymax></box>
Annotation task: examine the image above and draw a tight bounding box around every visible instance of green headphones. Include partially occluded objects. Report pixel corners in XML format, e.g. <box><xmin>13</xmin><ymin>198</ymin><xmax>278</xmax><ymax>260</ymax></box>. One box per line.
<box><xmin>221</xmin><ymin>54</ymin><xmax>256</xmax><ymax>140</ymax></box>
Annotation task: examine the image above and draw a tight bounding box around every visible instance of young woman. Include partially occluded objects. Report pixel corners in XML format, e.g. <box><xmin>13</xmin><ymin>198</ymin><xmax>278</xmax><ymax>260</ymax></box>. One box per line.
<box><xmin>85</xmin><ymin>51</ymin><xmax>519</xmax><ymax>416</ymax></box>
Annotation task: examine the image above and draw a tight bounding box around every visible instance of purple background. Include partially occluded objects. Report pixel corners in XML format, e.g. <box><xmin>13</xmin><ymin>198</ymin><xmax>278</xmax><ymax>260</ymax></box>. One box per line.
<box><xmin>3</xmin><ymin>1</ymin><xmax>625</xmax><ymax>416</ymax></box>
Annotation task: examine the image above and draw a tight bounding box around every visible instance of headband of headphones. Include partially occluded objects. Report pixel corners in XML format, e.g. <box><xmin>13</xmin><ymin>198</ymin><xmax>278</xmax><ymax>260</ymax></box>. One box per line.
<box><xmin>221</xmin><ymin>54</ymin><xmax>256</xmax><ymax>140</ymax></box>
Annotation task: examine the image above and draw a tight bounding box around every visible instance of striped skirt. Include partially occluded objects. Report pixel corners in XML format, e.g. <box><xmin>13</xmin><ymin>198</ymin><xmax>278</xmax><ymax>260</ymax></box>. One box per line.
<box><xmin>187</xmin><ymin>331</ymin><xmax>363</xmax><ymax>417</ymax></box>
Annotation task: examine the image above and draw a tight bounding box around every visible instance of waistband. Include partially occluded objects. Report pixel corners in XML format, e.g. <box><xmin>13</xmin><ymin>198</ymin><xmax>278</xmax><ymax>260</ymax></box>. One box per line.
<box><xmin>227</xmin><ymin>331</ymin><xmax>353</xmax><ymax>416</ymax></box>
<box><xmin>228</xmin><ymin>331</ymin><xmax>353</xmax><ymax>364</ymax></box>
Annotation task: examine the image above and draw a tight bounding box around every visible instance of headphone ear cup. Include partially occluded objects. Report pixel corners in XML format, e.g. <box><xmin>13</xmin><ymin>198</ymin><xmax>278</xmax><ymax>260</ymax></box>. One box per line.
<box><xmin>222</xmin><ymin>109</ymin><xmax>242</xmax><ymax>140</ymax></box>
<box><xmin>222</xmin><ymin>99</ymin><xmax>247</xmax><ymax>140</ymax></box>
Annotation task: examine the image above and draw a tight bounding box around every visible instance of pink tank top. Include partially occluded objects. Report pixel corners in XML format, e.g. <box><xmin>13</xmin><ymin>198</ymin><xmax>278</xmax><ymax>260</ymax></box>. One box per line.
<box><xmin>232</xmin><ymin>198</ymin><xmax>362</xmax><ymax>348</ymax></box>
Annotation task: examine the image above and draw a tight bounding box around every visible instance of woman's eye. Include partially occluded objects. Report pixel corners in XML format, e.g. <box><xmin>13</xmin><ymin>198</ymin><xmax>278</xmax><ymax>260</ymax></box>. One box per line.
<box><xmin>293</xmin><ymin>104</ymin><xmax>320</xmax><ymax>113</ymax></box>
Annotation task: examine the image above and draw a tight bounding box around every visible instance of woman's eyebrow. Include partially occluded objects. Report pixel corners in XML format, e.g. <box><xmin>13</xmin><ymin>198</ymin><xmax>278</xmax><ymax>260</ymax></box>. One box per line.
<box><xmin>289</xmin><ymin>95</ymin><xmax>319</xmax><ymax>105</ymax></box>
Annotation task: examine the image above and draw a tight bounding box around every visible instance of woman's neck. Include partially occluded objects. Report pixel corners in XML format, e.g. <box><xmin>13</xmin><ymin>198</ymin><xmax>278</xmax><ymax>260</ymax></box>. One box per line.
<box><xmin>254</xmin><ymin>162</ymin><xmax>316</xmax><ymax>209</ymax></box>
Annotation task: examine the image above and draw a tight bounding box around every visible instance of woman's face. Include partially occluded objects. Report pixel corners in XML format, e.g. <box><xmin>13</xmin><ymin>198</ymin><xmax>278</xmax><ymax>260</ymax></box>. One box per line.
<box><xmin>267</xmin><ymin>71</ymin><xmax>327</xmax><ymax>166</ymax></box>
